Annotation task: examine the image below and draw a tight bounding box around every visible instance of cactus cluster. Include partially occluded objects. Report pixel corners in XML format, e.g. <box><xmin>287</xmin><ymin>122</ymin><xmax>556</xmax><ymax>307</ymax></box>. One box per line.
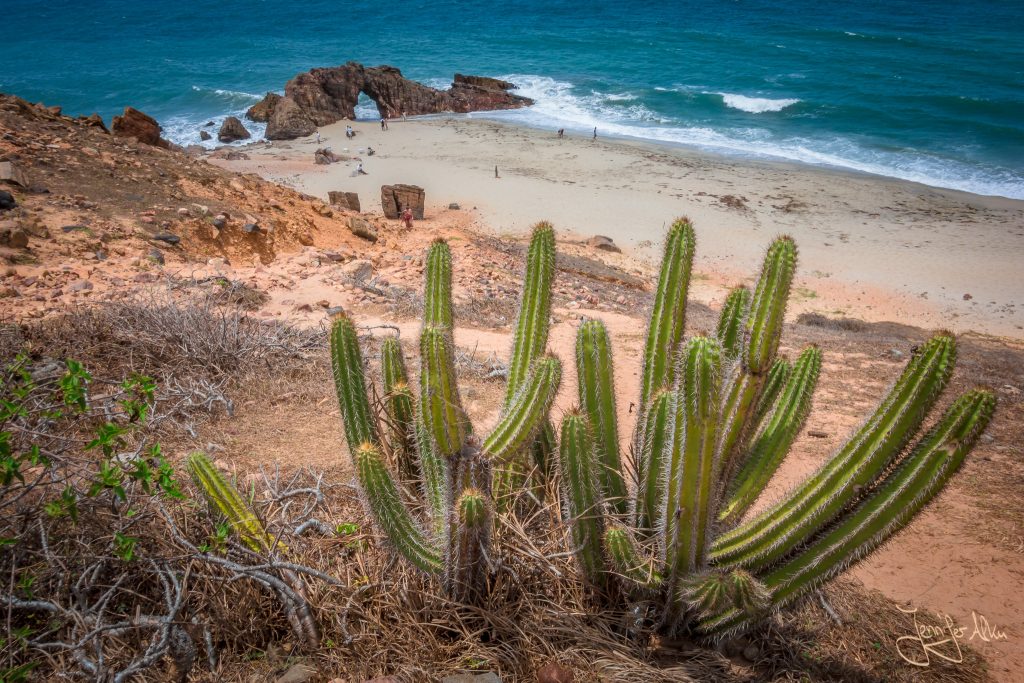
<box><xmin>559</xmin><ymin>217</ymin><xmax>995</xmax><ymax>638</ymax></box>
<box><xmin>330</xmin><ymin>225</ymin><xmax>561</xmax><ymax>602</ymax></box>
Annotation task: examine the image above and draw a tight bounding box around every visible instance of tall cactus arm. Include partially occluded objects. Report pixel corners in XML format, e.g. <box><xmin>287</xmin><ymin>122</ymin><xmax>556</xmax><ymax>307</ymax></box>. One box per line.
<box><xmin>700</xmin><ymin>389</ymin><xmax>995</xmax><ymax>637</ymax></box>
<box><xmin>711</xmin><ymin>334</ymin><xmax>956</xmax><ymax>572</ymax></box>
<box><xmin>486</xmin><ymin>355</ymin><xmax>563</xmax><ymax>464</ymax></box>
<box><xmin>559</xmin><ymin>411</ymin><xmax>607</xmax><ymax>587</ymax></box>
<box><xmin>424</xmin><ymin>239</ymin><xmax>454</xmax><ymax>330</ymax></box>
<box><xmin>575</xmin><ymin>319</ymin><xmax>627</xmax><ymax>515</ymax></box>
<box><xmin>715</xmin><ymin>237</ymin><xmax>798</xmax><ymax>486</ymax></box>
<box><xmin>355</xmin><ymin>442</ymin><xmax>443</xmax><ymax>574</ymax></box>
<box><xmin>720</xmin><ymin>346</ymin><xmax>821</xmax><ymax>524</ymax></box>
<box><xmin>445</xmin><ymin>487</ymin><xmax>492</xmax><ymax>602</ymax></box>
<box><xmin>187</xmin><ymin>452</ymin><xmax>275</xmax><ymax>553</ymax></box>
<box><xmin>745</xmin><ymin>237</ymin><xmax>797</xmax><ymax>374</ymax></box>
<box><xmin>634</xmin><ymin>389</ymin><xmax>674</xmax><ymax>536</ymax></box>
<box><xmin>716</xmin><ymin>286</ymin><xmax>751</xmax><ymax>361</ymax></box>
<box><xmin>751</xmin><ymin>357</ymin><xmax>792</xmax><ymax>431</ymax></box>
<box><xmin>638</xmin><ymin>218</ymin><xmax>696</xmax><ymax>412</ymax></box>
<box><xmin>605</xmin><ymin>525</ymin><xmax>663</xmax><ymax>592</ymax></box>
<box><xmin>419</xmin><ymin>325</ymin><xmax>469</xmax><ymax>457</ymax></box>
<box><xmin>330</xmin><ymin>315</ymin><xmax>379</xmax><ymax>458</ymax></box>
<box><xmin>381</xmin><ymin>337</ymin><xmax>417</xmax><ymax>479</ymax></box>
<box><xmin>415</xmin><ymin>418</ymin><xmax>448</xmax><ymax>535</ymax></box>
<box><xmin>664</xmin><ymin>337</ymin><xmax>723</xmax><ymax>584</ymax></box>
<box><xmin>505</xmin><ymin>222</ymin><xmax>556</xmax><ymax>402</ymax></box>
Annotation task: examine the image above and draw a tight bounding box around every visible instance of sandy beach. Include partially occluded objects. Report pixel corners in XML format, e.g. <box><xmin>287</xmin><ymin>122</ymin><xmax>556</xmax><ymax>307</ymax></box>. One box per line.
<box><xmin>214</xmin><ymin>116</ymin><xmax>1024</xmax><ymax>339</ymax></box>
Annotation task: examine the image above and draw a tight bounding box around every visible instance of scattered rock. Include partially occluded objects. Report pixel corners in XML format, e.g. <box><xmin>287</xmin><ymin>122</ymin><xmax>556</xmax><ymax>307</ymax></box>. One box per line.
<box><xmin>348</xmin><ymin>216</ymin><xmax>378</xmax><ymax>242</ymax></box>
<box><xmin>0</xmin><ymin>160</ymin><xmax>30</xmax><ymax>188</ymax></box>
<box><xmin>321</xmin><ymin>250</ymin><xmax>345</xmax><ymax>262</ymax></box>
<box><xmin>536</xmin><ymin>661</ymin><xmax>572</xmax><ymax>683</ymax></box>
<box><xmin>224</xmin><ymin>150</ymin><xmax>250</xmax><ymax>161</ymax></box>
<box><xmin>265</xmin><ymin>96</ymin><xmax>317</xmax><ymax>140</ymax></box>
<box><xmin>275</xmin><ymin>663</ymin><xmax>317</xmax><ymax>683</ymax></box>
<box><xmin>152</xmin><ymin>233</ymin><xmax>180</xmax><ymax>245</ymax></box>
<box><xmin>341</xmin><ymin>259</ymin><xmax>373</xmax><ymax>282</ymax></box>
<box><xmin>326</xmin><ymin>305</ymin><xmax>345</xmax><ymax>317</ymax></box>
<box><xmin>316</xmin><ymin>299</ymin><xmax>330</xmax><ymax>308</ymax></box>
<box><xmin>0</xmin><ymin>190</ymin><xmax>16</xmax><ymax>211</ymax></box>
<box><xmin>246</xmin><ymin>92</ymin><xmax>283</xmax><ymax>122</ymax></box>
<box><xmin>0</xmin><ymin>228</ymin><xmax>29</xmax><ymax>249</ymax></box>
<box><xmin>61</xmin><ymin>224</ymin><xmax>89</xmax><ymax>233</ymax></box>
<box><xmin>68</xmin><ymin>280</ymin><xmax>93</xmax><ymax>293</ymax></box>
<box><xmin>807</xmin><ymin>430</ymin><xmax>831</xmax><ymax>439</ymax></box>
<box><xmin>328</xmin><ymin>191</ymin><xmax>361</xmax><ymax>212</ymax></box>
<box><xmin>448</xmin><ymin>202</ymin><xmax>461</xmax><ymax>210</ymax></box>
<box><xmin>586</xmin><ymin>235</ymin><xmax>621</xmax><ymax>253</ymax></box>
<box><xmin>218</xmin><ymin>116</ymin><xmax>251</xmax><ymax>143</ymax></box>
<box><xmin>885</xmin><ymin>348</ymin><xmax>905</xmax><ymax>361</ymax></box>
<box><xmin>380</xmin><ymin>184</ymin><xmax>424</xmax><ymax>219</ymax></box>
<box><xmin>147</xmin><ymin>249</ymin><xmax>165</xmax><ymax>265</ymax></box>
<box><xmin>78</xmin><ymin>113</ymin><xmax>108</xmax><ymax>132</ymax></box>
<box><xmin>212</xmin><ymin>217</ymin><xmax>228</xmax><ymax>229</ymax></box>
<box><xmin>192</xmin><ymin>204</ymin><xmax>210</xmax><ymax>216</ymax></box>
<box><xmin>243</xmin><ymin>223</ymin><xmax>260</xmax><ymax>234</ymax></box>
<box><xmin>615</xmin><ymin>294</ymin><xmax>626</xmax><ymax>304</ymax></box>
<box><xmin>314</xmin><ymin>148</ymin><xmax>343</xmax><ymax>165</ymax></box>
<box><xmin>297</xmin><ymin>233</ymin><xmax>314</xmax><ymax>246</ymax></box>
<box><xmin>199</xmin><ymin>130</ymin><xmax>212</xmax><ymax>141</ymax></box>
<box><xmin>295</xmin><ymin>303</ymin><xmax>313</xmax><ymax>313</ymax></box>
<box><xmin>962</xmin><ymin>292</ymin><xmax>973</xmax><ymax>301</ymax></box>
<box><xmin>110</xmin><ymin>106</ymin><xmax>170</xmax><ymax>148</ymax></box>
<box><xmin>0</xmin><ymin>286</ymin><xmax>19</xmax><ymax>298</ymax></box>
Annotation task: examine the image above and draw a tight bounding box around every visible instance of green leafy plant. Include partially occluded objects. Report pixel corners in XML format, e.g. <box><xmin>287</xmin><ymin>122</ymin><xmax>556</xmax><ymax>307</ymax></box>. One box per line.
<box><xmin>330</xmin><ymin>225</ymin><xmax>562</xmax><ymax>602</ymax></box>
<box><xmin>558</xmin><ymin>217</ymin><xmax>996</xmax><ymax>638</ymax></box>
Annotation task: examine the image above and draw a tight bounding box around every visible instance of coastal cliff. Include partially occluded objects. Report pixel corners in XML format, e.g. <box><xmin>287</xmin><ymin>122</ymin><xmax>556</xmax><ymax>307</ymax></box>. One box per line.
<box><xmin>248</xmin><ymin>62</ymin><xmax>533</xmax><ymax>140</ymax></box>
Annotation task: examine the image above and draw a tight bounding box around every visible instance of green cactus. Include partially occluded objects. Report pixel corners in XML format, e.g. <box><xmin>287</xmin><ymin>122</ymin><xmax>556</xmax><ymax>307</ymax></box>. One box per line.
<box><xmin>716</xmin><ymin>286</ymin><xmax>751</xmax><ymax>361</ymax></box>
<box><xmin>556</xmin><ymin>221</ymin><xmax>995</xmax><ymax>639</ymax></box>
<box><xmin>575</xmin><ymin>319</ymin><xmax>627</xmax><ymax>515</ymax></box>
<box><xmin>496</xmin><ymin>223</ymin><xmax>558</xmax><ymax>498</ymax></box>
<box><xmin>558</xmin><ymin>411</ymin><xmax>606</xmax><ymax>587</ymax></box>
<box><xmin>381</xmin><ymin>337</ymin><xmax>417</xmax><ymax>480</ymax></box>
<box><xmin>720</xmin><ymin>346</ymin><xmax>821</xmax><ymax>523</ymax></box>
<box><xmin>329</xmin><ymin>224</ymin><xmax>561</xmax><ymax>603</ymax></box>
<box><xmin>186</xmin><ymin>451</ymin><xmax>276</xmax><ymax>553</ymax></box>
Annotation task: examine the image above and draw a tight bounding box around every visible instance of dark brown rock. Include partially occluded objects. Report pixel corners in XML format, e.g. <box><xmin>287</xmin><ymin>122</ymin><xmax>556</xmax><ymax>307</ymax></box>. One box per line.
<box><xmin>263</xmin><ymin>62</ymin><xmax>533</xmax><ymax>138</ymax></box>
<box><xmin>265</xmin><ymin>96</ymin><xmax>317</xmax><ymax>140</ymax></box>
<box><xmin>314</xmin><ymin>148</ymin><xmax>342</xmax><ymax>165</ymax></box>
<box><xmin>78</xmin><ymin>113</ymin><xmax>108</xmax><ymax>132</ymax></box>
<box><xmin>0</xmin><ymin>228</ymin><xmax>29</xmax><ymax>249</ymax></box>
<box><xmin>0</xmin><ymin>190</ymin><xmax>16</xmax><ymax>211</ymax></box>
<box><xmin>381</xmin><ymin>184</ymin><xmax>424</xmax><ymax>219</ymax></box>
<box><xmin>328</xmin><ymin>191</ymin><xmax>360</xmax><ymax>212</ymax></box>
<box><xmin>218</xmin><ymin>116</ymin><xmax>251</xmax><ymax>142</ymax></box>
<box><xmin>246</xmin><ymin>92</ymin><xmax>282</xmax><ymax>122</ymax></box>
<box><xmin>199</xmin><ymin>130</ymin><xmax>211</xmax><ymax>141</ymax></box>
<box><xmin>111</xmin><ymin>107</ymin><xmax>170</xmax><ymax>148</ymax></box>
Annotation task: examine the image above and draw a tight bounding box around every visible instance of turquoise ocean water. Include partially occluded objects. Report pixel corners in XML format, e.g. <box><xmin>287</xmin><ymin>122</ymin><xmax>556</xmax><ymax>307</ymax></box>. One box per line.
<box><xmin>2</xmin><ymin>0</ymin><xmax>1022</xmax><ymax>198</ymax></box>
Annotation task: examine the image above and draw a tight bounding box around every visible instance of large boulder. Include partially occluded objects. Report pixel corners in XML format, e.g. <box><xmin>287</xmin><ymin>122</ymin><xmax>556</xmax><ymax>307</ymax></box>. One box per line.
<box><xmin>381</xmin><ymin>184</ymin><xmax>424</xmax><ymax>220</ymax></box>
<box><xmin>265</xmin><ymin>96</ymin><xmax>317</xmax><ymax>140</ymax></box>
<box><xmin>259</xmin><ymin>62</ymin><xmax>534</xmax><ymax>139</ymax></box>
<box><xmin>217</xmin><ymin>116</ymin><xmax>251</xmax><ymax>142</ymax></box>
<box><xmin>328</xmin><ymin>191</ymin><xmax>360</xmax><ymax>212</ymax></box>
<box><xmin>246</xmin><ymin>92</ymin><xmax>282</xmax><ymax>122</ymax></box>
<box><xmin>111</xmin><ymin>107</ymin><xmax>169</xmax><ymax>148</ymax></box>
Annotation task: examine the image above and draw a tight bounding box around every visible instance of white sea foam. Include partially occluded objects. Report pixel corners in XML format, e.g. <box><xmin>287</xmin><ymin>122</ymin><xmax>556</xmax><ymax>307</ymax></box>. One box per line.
<box><xmin>717</xmin><ymin>93</ymin><xmax>800</xmax><ymax>113</ymax></box>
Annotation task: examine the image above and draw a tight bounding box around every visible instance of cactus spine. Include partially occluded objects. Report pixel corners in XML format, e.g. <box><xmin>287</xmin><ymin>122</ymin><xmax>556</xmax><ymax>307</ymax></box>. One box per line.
<box><xmin>330</xmin><ymin>225</ymin><xmax>561</xmax><ymax>603</ymax></box>
<box><xmin>187</xmin><ymin>451</ymin><xmax>276</xmax><ymax>553</ymax></box>
<box><xmin>555</xmin><ymin>221</ymin><xmax>994</xmax><ymax>639</ymax></box>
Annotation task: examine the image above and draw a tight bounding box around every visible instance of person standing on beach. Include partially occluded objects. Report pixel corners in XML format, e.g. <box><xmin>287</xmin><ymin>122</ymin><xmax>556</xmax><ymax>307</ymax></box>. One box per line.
<box><xmin>315</xmin><ymin>131</ymin><xmax>321</xmax><ymax>144</ymax></box>
<box><xmin>593</xmin><ymin>127</ymin><xmax>597</xmax><ymax>140</ymax></box>
<box><xmin>401</xmin><ymin>206</ymin><xmax>413</xmax><ymax>228</ymax></box>
<box><xmin>381</xmin><ymin>117</ymin><xmax>389</xmax><ymax>131</ymax></box>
